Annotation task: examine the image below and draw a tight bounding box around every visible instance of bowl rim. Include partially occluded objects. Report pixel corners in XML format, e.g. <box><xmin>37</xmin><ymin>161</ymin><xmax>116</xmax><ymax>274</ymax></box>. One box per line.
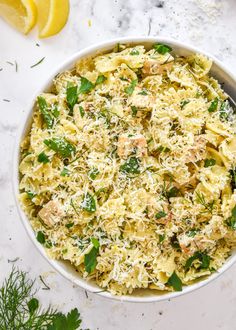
<box><xmin>13</xmin><ymin>36</ymin><xmax>236</xmax><ymax>303</ymax></box>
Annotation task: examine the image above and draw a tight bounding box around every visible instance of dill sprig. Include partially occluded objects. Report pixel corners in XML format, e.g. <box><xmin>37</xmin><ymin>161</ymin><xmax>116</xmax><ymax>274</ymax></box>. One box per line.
<box><xmin>0</xmin><ymin>267</ymin><xmax>85</xmax><ymax>330</ymax></box>
<box><xmin>195</xmin><ymin>192</ymin><xmax>215</xmax><ymax>214</ymax></box>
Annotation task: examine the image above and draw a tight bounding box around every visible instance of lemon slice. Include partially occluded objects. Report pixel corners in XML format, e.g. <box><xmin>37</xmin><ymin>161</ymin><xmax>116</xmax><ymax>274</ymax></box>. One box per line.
<box><xmin>0</xmin><ymin>0</ymin><xmax>37</xmax><ymax>34</ymax></box>
<box><xmin>37</xmin><ymin>0</ymin><xmax>69</xmax><ymax>38</ymax></box>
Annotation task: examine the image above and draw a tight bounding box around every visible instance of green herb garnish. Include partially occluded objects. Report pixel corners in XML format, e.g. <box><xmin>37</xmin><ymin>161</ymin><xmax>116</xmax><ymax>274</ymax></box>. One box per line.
<box><xmin>195</xmin><ymin>192</ymin><xmax>215</xmax><ymax>214</ymax></box>
<box><xmin>79</xmin><ymin>105</ymin><xmax>85</xmax><ymax>118</ymax></box>
<box><xmin>95</xmin><ymin>75</ymin><xmax>107</xmax><ymax>85</ymax></box>
<box><xmin>84</xmin><ymin>238</ymin><xmax>100</xmax><ymax>273</ymax></box>
<box><xmin>44</xmin><ymin>138</ymin><xmax>76</xmax><ymax>158</ymax></box>
<box><xmin>37</xmin><ymin>96</ymin><xmax>54</xmax><ymax>129</ymax></box>
<box><xmin>155</xmin><ymin>211</ymin><xmax>167</xmax><ymax>219</ymax></box>
<box><xmin>61</xmin><ymin>167</ymin><xmax>70</xmax><ymax>177</ymax></box>
<box><xmin>159</xmin><ymin>234</ymin><xmax>165</xmax><ymax>243</ymax></box>
<box><xmin>226</xmin><ymin>205</ymin><xmax>236</xmax><ymax>230</ymax></box>
<box><xmin>79</xmin><ymin>77</ymin><xmax>94</xmax><ymax>94</ymax></box>
<box><xmin>167</xmin><ymin>271</ymin><xmax>182</xmax><ymax>291</ymax></box>
<box><xmin>167</xmin><ymin>186</ymin><xmax>179</xmax><ymax>198</ymax></box>
<box><xmin>81</xmin><ymin>193</ymin><xmax>96</xmax><ymax>213</ymax></box>
<box><xmin>131</xmin><ymin>105</ymin><xmax>138</xmax><ymax>117</ymax></box>
<box><xmin>185</xmin><ymin>251</ymin><xmax>211</xmax><ymax>271</ymax></box>
<box><xmin>130</xmin><ymin>49</ymin><xmax>140</xmax><ymax>55</ymax></box>
<box><xmin>30</xmin><ymin>56</ymin><xmax>45</xmax><ymax>68</ymax></box>
<box><xmin>153</xmin><ymin>43</ymin><xmax>172</xmax><ymax>54</ymax></box>
<box><xmin>26</xmin><ymin>192</ymin><xmax>35</xmax><ymax>200</ymax></box>
<box><xmin>204</xmin><ymin>158</ymin><xmax>216</xmax><ymax>167</ymax></box>
<box><xmin>138</xmin><ymin>89</ymin><xmax>148</xmax><ymax>95</ymax></box>
<box><xmin>38</xmin><ymin>152</ymin><xmax>49</xmax><ymax>164</ymax></box>
<box><xmin>180</xmin><ymin>100</ymin><xmax>190</xmax><ymax>109</ymax></box>
<box><xmin>36</xmin><ymin>231</ymin><xmax>45</xmax><ymax>244</ymax></box>
<box><xmin>208</xmin><ymin>98</ymin><xmax>218</xmax><ymax>113</ymax></box>
<box><xmin>124</xmin><ymin>79</ymin><xmax>138</xmax><ymax>95</ymax></box>
<box><xmin>65</xmin><ymin>222</ymin><xmax>74</xmax><ymax>229</ymax></box>
<box><xmin>120</xmin><ymin>157</ymin><xmax>140</xmax><ymax>174</ymax></box>
<box><xmin>187</xmin><ymin>229</ymin><xmax>200</xmax><ymax>237</ymax></box>
<box><xmin>66</xmin><ymin>85</ymin><xmax>78</xmax><ymax>114</ymax></box>
<box><xmin>88</xmin><ymin>168</ymin><xmax>100</xmax><ymax>180</ymax></box>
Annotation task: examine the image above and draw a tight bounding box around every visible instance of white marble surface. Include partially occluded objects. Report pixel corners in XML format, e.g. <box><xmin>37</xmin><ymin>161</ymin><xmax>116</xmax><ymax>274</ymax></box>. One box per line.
<box><xmin>1</xmin><ymin>0</ymin><xmax>236</xmax><ymax>329</ymax></box>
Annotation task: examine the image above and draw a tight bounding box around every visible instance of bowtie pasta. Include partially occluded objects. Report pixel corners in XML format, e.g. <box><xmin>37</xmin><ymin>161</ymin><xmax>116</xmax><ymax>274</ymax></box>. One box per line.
<box><xmin>19</xmin><ymin>43</ymin><xmax>236</xmax><ymax>295</ymax></box>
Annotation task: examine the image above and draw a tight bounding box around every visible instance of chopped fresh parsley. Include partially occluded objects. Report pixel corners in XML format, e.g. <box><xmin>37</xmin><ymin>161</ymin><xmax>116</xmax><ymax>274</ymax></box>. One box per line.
<box><xmin>37</xmin><ymin>152</ymin><xmax>49</xmax><ymax>164</ymax></box>
<box><xmin>88</xmin><ymin>168</ymin><xmax>100</xmax><ymax>180</ymax></box>
<box><xmin>159</xmin><ymin>234</ymin><xmax>165</xmax><ymax>243</ymax></box>
<box><xmin>130</xmin><ymin>49</ymin><xmax>140</xmax><ymax>55</ymax></box>
<box><xmin>27</xmin><ymin>191</ymin><xmax>35</xmax><ymax>200</ymax></box>
<box><xmin>66</xmin><ymin>85</ymin><xmax>78</xmax><ymax>114</ymax></box>
<box><xmin>157</xmin><ymin>145</ymin><xmax>170</xmax><ymax>153</ymax></box>
<box><xmin>208</xmin><ymin>98</ymin><xmax>218</xmax><ymax>113</ymax></box>
<box><xmin>95</xmin><ymin>75</ymin><xmax>107</xmax><ymax>85</ymax></box>
<box><xmin>185</xmin><ymin>251</ymin><xmax>211</xmax><ymax>271</ymax></box>
<box><xmin>65</xmin><ymin>222</ymin><xmax>74</xmax><ymax>229</ymax></box>
<box><xmin>61</xmin><ymin>167</ymin><xmax>70</xmax><ymax>176</ymax></box>
<box><xmin>187</xmin><ymin>229</ymin><xmax>200</xmax><ymax>237</ymax></box>
<box><xmin>138</xmin><ymin>89</ymin><xmax>148</xmax><ymax>95</ymax></box>
<box><xmin>131</xmin><ymin>105</ymin><xmax>138</xmax><ymax>117</ymax></box>
<box><xmin>44</xmin><ymin>137</ymin><xmax>76</xmax><ymax>158</ymax></box>
<box><xmin>120</xmin><ymin>157</ymin><xmax>140</xmax><ymax>174</ymax></box>
<box><xmin>155</xmin><ymin>211</ymin><xmax>167</xmax><ymax>219</ymax></box>
<box><xmin>124</xmin><ymin>79</ymin><xmax>138</xmax><ymax>95</ymax></box>
<box><xmin>51</xmin><ymin>104</ymin><xmax>60</xmax><ymax>118</ymax></box>
<box><xmin>219</xmin><ymin>100</ymin><xmax>232</xmax><ymax>121</ymax></box>
<box><xmin>167</xmin><ymin>186</ymin><xmax>179</xmax><ymax>198</ymax></box>
<box><xmin>153</xmin><ymin>43</ymin><xmax>172</xmax><ymax>54</ymax></box>
<box><xmin>167</xmin><ymin>271</ymin><xmax>182</xmax><ymax>291</ymax></box>
<box><xmin>79</xmin><ymin>77</ymin><xmax>94</xmax><ymax>94</ymax></box>
<box><xmin>79</xmin><ymin>105</ymin><xmax>85</xmax><ymax>117</ymax></box>
<box><xmin>37</xmin><ymin>96</ymin><xmax>54</xmax><ymax>129</ymax></box>
<box><xmin>84</xmin><ymin>238</ymin><xmax>100</xmax><ymax>273</ymax></box>
<box><xmin>180</xmin><ymin>100</ymin><xmax>190</xmax><ymax>109</ymax></box>
<box><xmin>81</xmin><ymin>193</ymin><xmax>96</xmax><ymax>213</ymax></box>
<box><xmin>226</xmin><ymin>205</ymin><xmax>236</xmax><ymax>230</ymax></box>
<box><xmin>36</xmin><ymin>231</ymin><xmax>45</xmax><ymax>244</ymax></box>
<box><xmin>204</xmin><ymin>158</ymin><xmax>216</xmax><ymax>167</ymax></box>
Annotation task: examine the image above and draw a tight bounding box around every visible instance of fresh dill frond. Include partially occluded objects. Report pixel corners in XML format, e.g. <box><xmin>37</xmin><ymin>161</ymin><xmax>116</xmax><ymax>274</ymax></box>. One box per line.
<box><xmin>0</xmin><ymin>267</ymin><xmax>85</xmax><ymax>330</ymax></box>
<box><xmin>195</xmin><ymin>192</ymin><xmax>215</xmax><ymax>214</ymax></box>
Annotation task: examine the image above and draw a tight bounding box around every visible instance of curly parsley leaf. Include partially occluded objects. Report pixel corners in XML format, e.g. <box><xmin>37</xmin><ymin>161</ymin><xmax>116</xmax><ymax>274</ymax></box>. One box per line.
<box><xmin>44</xmin><ymin>138</ymin><xmax>76</xmax><ymax>158</ymax></box>
<box><xmin>226</xmin><ymin>205</ymin><xmax>236</xmax><ymax>230</ymax></box>
<box><xmin>81</xmin><ymin>193</ymin><xmax>96</xmax><ymax>213</ymax></box>
<box><xmin>120</xmin><ymin>157</ymin><xmax>140</xmax><ymax>174</ymax></box>
<box><xmin>84</xmin><ymin>238</ymin><xmax>100</xmax><ymax>273</ymax></box>
<box><xmin>185</xmin><ymin>251</ymin><xmax>211</xmax><ymax>271</ymax></box>
<box><xmin>167</xmin><ymin>271</ymin><xmax>182</xmax><ymax>291</ymax></box>
<box><xmin>37</xmin><ymin>96</ymin><xmax>54</xmax><ymax>129</ymax></box>
<box><xmin>204</xmin><ymin>158</ymin><xmax>216</xmax><ymax>167</ymax></box>
<box><xmin>208</xmin><ymin>98</ymin><xmax>218</xmax><ymax>113</ymax></box>
<box><xmin>79</xmin><ymin>77</ymin><xmax>94</xmax><ymax>94</ymax></box>
<box><xmin>153</xmin><ymin>43</ymin><xmax>172</xmax><ymax>54</ymax></box>
<box><xmin>124</xmin><ymin>79</ymin><xmax>138</xmax><ymax>96</ymax></box>
<box><xmin>47</xmin><ymin>308</ymin><xmax>82</xmax><ymax>330</ymax></box>
<box><xmin>38</xmin><ymin>152</ymin><xmax>50</xmax><ymax>164</ymax></box>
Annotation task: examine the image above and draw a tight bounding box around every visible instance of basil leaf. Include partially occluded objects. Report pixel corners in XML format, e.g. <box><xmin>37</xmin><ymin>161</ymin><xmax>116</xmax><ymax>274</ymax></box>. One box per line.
<box><xmin>66</xmin><ymin>85</ymin><xmax>78</xmax><ymax>114</ymax></box>
<box><xmin>44</xmin><ymin>138</ymin><xmax>76</xmax><ymax>158</ymax></box>
<box><xmin>204</xmin><ymin>158</ymin><xmax>216</xmax><ymax>167</ymax></box>
<box><xmin>185</xmin><ymin>251</ymin><xmax>211</xmax><ymax>271</ymax></box>
<box><xmin>38</xmin><ymin>152</ymin><xmax>49</xmax><ymax>164</ymax></box>
<box><xmin>120</xmin><ymin>157</ymin><xmax>140</xmax><ymax>174</ymax></box>
<box><xmin>153</xmin><ymin>43</ymin><xmax>172</xmax><ymax>54</ymax></box>
<box><xmin>125</xmin><ymin>79</ymin><xmax>138</xmax><ymax>96</ymax></box>
<box><xmin>79</xmin><ymin>77</ymin><xmax>94</xmax><ymax>94</ymax></box>
<box><xmin>167</xmin><ymin>271</ymin><xmax>182</xmax><ymax>291</ymax></box>
<box><xmin>81</xmin><ymin>193</ymin><xmax>96</xmax><ymax>213</ymax></box>
<box><xmin>131</xmin><ymin>105</ymin><xmax>138</xmax><ymax>117</ymax></box>
<box><xmin>155</xmin><ymin>211</ymin><xmax>167</xmax><ymax>219</ymax></box>
<box><xmin>226</xmin><ymin>205</ymin><xmax>236</xmax><ymax>230</ymax></box>
<box><xmin>88</xmin><ymin>168</ymin><xmax>99</xmax><ymax>180</ymax></box>
<box><xmin>208</xmin><ymin>98</ymin><xmax>218</xmax><ymax>113</ymax></box>
<box><xmin>95</xmin><ymin>75</ymin><xmax>107</xmax><ymax>85</ymax></box>
<box><xmin>36</xmin><ymin>231</ymin><xmax>45</xmax><ymax>244</ymax></box>
<box><xmin>130</xmin><ymin>49</ymin><xmax>140</xmax><ymax>55</ymax></box>
<box><xmin>37</xmin><ymin>96</ymin><xmax>54</xmax><ymax>129</ymax></box>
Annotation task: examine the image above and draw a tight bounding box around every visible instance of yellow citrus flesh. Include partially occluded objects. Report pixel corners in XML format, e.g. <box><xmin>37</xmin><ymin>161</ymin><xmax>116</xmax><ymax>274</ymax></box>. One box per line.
<box><xmin>0</xmin><ymin>0</ymin><xmax>37</xmax><ymax>34</ymax></box>
<box><xmin>37</xmin><ymin>0</ymin><xmax>69</xmax><ymax>38</ymax></box>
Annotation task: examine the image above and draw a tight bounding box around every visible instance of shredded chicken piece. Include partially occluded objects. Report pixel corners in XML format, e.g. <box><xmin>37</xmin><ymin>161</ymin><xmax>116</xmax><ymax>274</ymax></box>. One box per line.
<box><xmin>38</xmin><ymin>201</ymin><xmax>64</xmax><ymax>227</ymax></box>
<box><xmin>117</xmin><ymin>134</ymin><xmax>148</xmax><ymax>159</ymax></box>
<box><xmin>142</xmin><ymin>60</ymin><xmax>173</xmax><ymax>76</ymax></box>
<box><xmin>185</xmin><ymin>135</ymin><xmax>207</xmax><ymax>163</ymax></box>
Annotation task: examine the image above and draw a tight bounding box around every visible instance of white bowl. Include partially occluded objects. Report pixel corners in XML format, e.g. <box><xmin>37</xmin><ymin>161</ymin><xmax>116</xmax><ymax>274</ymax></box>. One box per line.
<box><xmin>13</xmin><ymin>37</ymin><xmax>236</xmax><ymax>303</ymax></box>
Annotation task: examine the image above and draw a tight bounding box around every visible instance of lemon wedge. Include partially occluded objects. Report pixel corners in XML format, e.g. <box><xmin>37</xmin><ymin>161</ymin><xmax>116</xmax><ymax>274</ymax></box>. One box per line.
<box><xmin>0</xmin><ymin>0</ymin><xmax>37</xmax><ymax>34</ymax></box>
<box><xmin>36</xmin><ymin>0</ymin><xmax>69</xmax><ymax>38</ymax></box>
